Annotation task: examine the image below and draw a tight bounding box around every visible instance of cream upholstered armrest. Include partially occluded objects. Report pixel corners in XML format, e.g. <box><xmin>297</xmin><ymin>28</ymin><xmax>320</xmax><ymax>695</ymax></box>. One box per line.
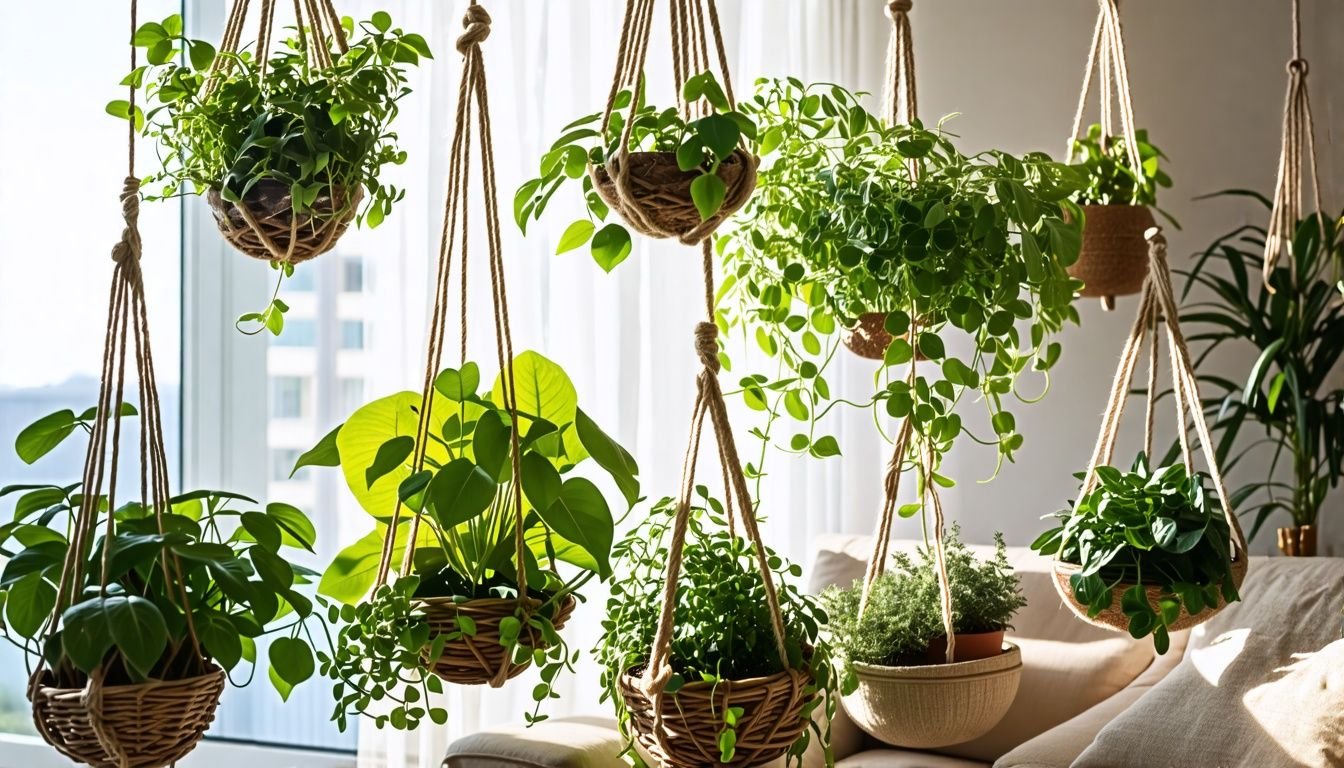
<box><xmin>444</xmin><ymin>716</ymin><xmax>628</xmax><ymax>768</ymax></box>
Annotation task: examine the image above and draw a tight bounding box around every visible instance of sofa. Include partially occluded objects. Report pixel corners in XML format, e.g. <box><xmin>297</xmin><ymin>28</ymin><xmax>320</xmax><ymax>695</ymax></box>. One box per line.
<box><xmin>445</xmin><ymin>536</ymin><xmax>1344</xmax><ymax>768</ymax></box>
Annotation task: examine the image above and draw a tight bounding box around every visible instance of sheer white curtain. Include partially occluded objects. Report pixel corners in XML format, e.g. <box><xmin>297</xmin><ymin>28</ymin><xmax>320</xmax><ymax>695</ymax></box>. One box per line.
<box><xmin>351</xmin><ymin>2</ymin><xmax>894</xmax><ymax>765</ymax></box>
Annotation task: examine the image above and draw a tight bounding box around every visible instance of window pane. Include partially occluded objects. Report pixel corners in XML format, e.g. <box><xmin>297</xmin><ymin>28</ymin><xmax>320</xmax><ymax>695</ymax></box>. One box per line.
<box><xmin>341</xmin><ymin>256</ymin><xmax>365</xmax><ymax>293</ymax></box>
<box><xmin>339</xmin><ymin>320</ymin><xmax>365</xmax><ymax>350</ymax></box>
<box><xmin>273</xmin><ymin>319</ymin><xmax>318</xmax><ymax>347</ymax></box>
<box><xmin>271</xmin><ymin>375</ymin><xmax>309</xmax><ymax>419</ymax></box>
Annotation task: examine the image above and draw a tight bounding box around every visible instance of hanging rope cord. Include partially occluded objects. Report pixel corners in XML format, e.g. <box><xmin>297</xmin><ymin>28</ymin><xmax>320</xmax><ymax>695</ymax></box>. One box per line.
<box><xmin>1263</xmin><ymin>0</ymin><xmax>1326</xmax><ymax>291</ymax></box>
<box><xmin>34</xmin><ymin>0</ymin><xmax>205</xmax><ymax>757</ymax></box>
<box><xmin>1066</xmin><ymin>0</ymin><xmax>1144</xmax><ymax>182</ymax></box>
<box><xmin>1071</xmin><ymin>229</ymin><xmax>1247</xmax><ymax>559</ymax></box>
<box><xmin>884</xmin><ymin>0</ymin><xmax>916</xmax><ymax>126</ymax></box>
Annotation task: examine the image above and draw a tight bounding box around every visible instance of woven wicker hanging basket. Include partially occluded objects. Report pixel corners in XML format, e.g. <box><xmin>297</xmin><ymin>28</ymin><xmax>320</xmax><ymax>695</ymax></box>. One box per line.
<box><xmin>420</xmin><ymin>595</ymin><xmax>577</xmax><ymax>685</ymax></box>
<box><xmin>1068</xmin><ymin>204</ymin><xmax>1154</xmax><ymax>300</ymax></box>
<box><xmin>207</xmin><ymin>180</ymin><xmax>362</xmax><ymax>264</ymax></box>
<box><xmin>591</xmin><ymin>149</ymin><xmax>758</xmax><ymax>245</ymax></box>
<box><xmin>842</xmin><ymin>644</ymin><xmax>1022</xmax><ymax>749</ymax></box>
<box><xmin>31</xmin><ymin>666</ymin><xmax>226</xmax><ymax>768</ymax></box>
<box><xmin>618</xmin><ymin>665</ymin><xmax>816</xmax><ymax>767</ymax></box>
<box><xmin>1051</xmin><ymin>557</ymin><xmax>1248</xmax><ymax>633</ymax></box>
<box><xmin>842</xmin><ymin>312</ymin><xmax>932</xmax><ymax>361</ymax></box>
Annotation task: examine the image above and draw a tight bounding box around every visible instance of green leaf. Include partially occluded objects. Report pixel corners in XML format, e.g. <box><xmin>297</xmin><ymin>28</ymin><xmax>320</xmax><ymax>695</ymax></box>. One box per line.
<box><xmin>574</xmin><ymin>409</ymin><xmax>639</xmax><ymax>507</ymax></box>
<box><xmin>336</xmin><ymin>392</ymin><xmax>460</xmax><ymax>522</ymax></box>
<box><xmin>1242</xmin><ymin>338</ymin><xmax>1286</xmax><ymax>406</ymax></box>
<box><xmin>291</xmin><ymin>425</ymin><xmax>341</xmax><ymax>477</ymax></box>
<box><xmin>539</xmin><ymin>478</ymin><xmax>614</xmax><ymax>579</ymax></box>
<box><xmin>371</xmin><ymin>11</ymin><xmax>392</xmax><ymax>32</ymax></box>
<box><xmin>197</xmin><ymin>610</ymin><xmax>242</xmax><ymax>670</ymax></box>
<box><xmin>15</xmin><ymin>410</ymin><xmax>77</xmax><ymax>464</ymax></box>
<box><xmin>520</xmin><ymin>452</ymin><xmax>563</xmax><ymax>512</ymax></box>
<box><xmin>591</xmin><ymin>224</ymin><xmax>633</xmax><ymax>272</ymax></box>
<box><xmin>694</xmin><ymin>114</ymin><xmax>740</xmax><ymax>158</ymax></box>
<box><xmin>251</xmin><ymin>546</ymin><xmax>294</xmax><ymax>590</ymax></box>
<box><xmin>810</xmin><ymin>436</ymin><xmax>841</xmax><ymax>458</ymax></box>
<box><xmin>366</xmin><ymin>436</ymin><xmax>415</xmax><ymax>490</ymax></box>
<box><xmin>435</xmin><ymin>362</ymin><xmax>481</xmax><ymax>402</ymax></box>
<box><xmin>187</xmin><ymin>40</ymin><xmax>215</xmax><ymax>71</ymax></box>
<box><xmin>677</xmin><ymin>137</ymin><xmax>706</xmax><ymax>172</ymax></box>
<box><xmin>689</xmin><ymin>173</ymin><xmax>727</xmax><ymax>222</ymax></box>
<box><xmin>6</xmin><ymin>572</ymin><xmax>55</xmax><ymax>638</ymax></box>
<box><xmin>269</xmin><ymin>637</ymin><xmax>315</xmax><ymax>701</ymax></box>
<box><xmin>267</xmin><ymin>502</ymin><xmax>317</xmax><ymax>552</ymax></box>
<box><xmin>241</xmin><ymin>511</ymin><xmax>283</xmax><ymax>552</ymax></box>
<box><xmin>318</xmin><ymin>530</ymin><xmax>384</xmax><ymax>604</ymax></box>
<box><xmin>917</xmin><ymin>332</ymin><xmax>945</xmax><ymax>360</ymax></box>
<box><xmin>62</xmin><ymin>599</ymin><xmax>115</xmax><ymax>672</ymax></box>
<box><xmin>107</xmin><ymin>596</ymin><xmax>168</xmax><ymax>678</ymax></box>
<box><xmin>429</xmin><ymin>459</ymin><xmax>498</xmax><ymax>529</ymax></box>
<box><xmin>473</xmin><ymin>411</ymin><xmax>513</xmax><ymax>481</ymax></box>
<box><xmin>495</xmin><ymin>352</ymin><xmax>585</xmax><ymax>464</ymax></box>
<box><xmin>556</xmin><ymin>220</ymin><xmax>596</xmax><ymax>255</ymax></box>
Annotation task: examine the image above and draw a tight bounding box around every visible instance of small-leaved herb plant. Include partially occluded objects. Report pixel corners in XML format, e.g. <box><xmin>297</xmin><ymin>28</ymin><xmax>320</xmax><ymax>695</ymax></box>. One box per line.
<box><xmin>596</xmin><ymin>489</ymin><xmax>836</xmax><ymax>766</ymax></box>
<box><xmin>3</xmin><ymin>405</ymin><xmax>323</xmax><ymax>699</ymax></box>
<box><xmin>110</xmin><ymin>12</ymin><xmax>428</xmax><ymax>335</ymax></box>
<box><xmin>1070</xmin><ymin>123</ymin><xmax>1176</xmax><ymax>225</ymax></box>
<box><xmin>1031</xmin><ymin>453</ymin><xmax>1239</xmax><ymax>654</ymax></box>
<box><xmin>302</xmin><ymin>351</ymin><xmax>639</xmax><ymax>730</ymax></box>
<box><xmin>719</xmin><ymin>78</ymin><xmax>1084</xmax><ymax>482</ymax></box>
<box><xmin>515</xmin><ymin>71</ymin><xmax>757</xmax><ymax>271</ymax></box>
<box><xmin>822</xmin><ymin>526</ymin><xmax>1024</xmax><ymax>693</ymax></box>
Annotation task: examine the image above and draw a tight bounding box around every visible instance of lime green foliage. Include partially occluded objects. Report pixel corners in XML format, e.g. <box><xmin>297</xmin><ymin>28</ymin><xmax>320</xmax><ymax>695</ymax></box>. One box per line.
<box><xmin>719</xmin><ymin>78</ymin><xmax>1084</xmax><ymax>478</ymax></box>
<box><xmin>2</xmin><ymin>406</ymin><xmax>321</xmax><ymax>698</ymax></box>
<box><xmin>595</xmin><ymin>490</ymin><xmax>836</xmax><ymax>766</ymax></box>
<box><xmin>1070</xmin><ymin>124</ymin><xmax>1174</xmax><ymax>222</ymax></box>
<box><xmin>822</xmin><ymin>527</ymin><xmax>1023</xmax><ymax>692</ymax></box>
<box><xmin>515</xmin><ymin>72</ymin><xmax>757</xmax><ymax>271</ymax></box>
<box><xmin>308</xmin><ymin>351</ymin><xmax>639</xmax><ymax>730</ymax></box>
<box><xmin>1032</xmin><ymin>453</ymin><xmax>1239</xmax><ymax>654</ymax></box>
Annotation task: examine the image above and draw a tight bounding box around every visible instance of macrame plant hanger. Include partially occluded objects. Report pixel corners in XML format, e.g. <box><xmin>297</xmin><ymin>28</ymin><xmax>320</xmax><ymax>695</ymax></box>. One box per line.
<box><xmin>1263</xmin><ymin>0</ymin><xmax>1326</xmax><ymax>291</ymax></box>
<box><xmin>1066</xmin><ymin>0</ymin><xmax>1151</xmax><ymax>311</ymax></box>
<box><xmin>1054</xmin><ymin>229</ymin><xmax>1249</xmax><ymax>630</ymax></box>
<box><xmin>203</xmin><ymin>0</ymin><xmax>358</xmax><ymax>264</ymax></box>
<box><xmin>29</xmin><ymin>0</ymin><xmax>225</xmax><ymax>764</ymax></box>
<box><xmin>366</xmin><ymin>2</ymin><xmax>543</xmax><ymax>690</ymax></box>
<box><xmin>885</xmin><ymin>0</ymin><xmax>917</xmax><ymax>124</ymax></box>
<box><xmin>592</xmin><ymin>0</ymin><xmax>758</xmax><ymax>245</ymax></box>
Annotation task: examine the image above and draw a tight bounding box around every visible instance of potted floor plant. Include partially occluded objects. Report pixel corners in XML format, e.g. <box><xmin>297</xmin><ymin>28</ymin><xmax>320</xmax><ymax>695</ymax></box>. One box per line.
<box><xmin>111</xmin><ymin>11</ymin><xmax>427</xmax><ymax>335</ymax></box>
<box><xmin>305</xmin><ymin>351</ymin><xmax>639</xmax><ymax>730</ymax></box>
<box><xmin>596</xmin><ymin>490</ymin><xmax>836</xmax><ymax>767</ymax></box>
<box><xmin>6</xmin><ymin>405</ymin><xmax>322</xmax><ymax>765</ymax></box>
<box><xmin>1178</xmin><ymin>198</ymin><xmax>1344</xmax><ymax>556</ymax></box>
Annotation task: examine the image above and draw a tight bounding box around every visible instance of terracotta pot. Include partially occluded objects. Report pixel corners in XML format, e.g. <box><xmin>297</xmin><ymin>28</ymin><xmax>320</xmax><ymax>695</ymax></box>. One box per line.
<box><xmin>1066</xmin><ymin>204</ymin><xmax>1156</xmax><ymax>308</ymax></box>
<box><xmin>925</xmin><ymin>630</ymin><xmax>1006</xmax><ymax>663</ymax></box>
<box><xmin>1277</xmin><ymin>525</ymin><xmax>1318</xmax><ymax>557</ymax></box>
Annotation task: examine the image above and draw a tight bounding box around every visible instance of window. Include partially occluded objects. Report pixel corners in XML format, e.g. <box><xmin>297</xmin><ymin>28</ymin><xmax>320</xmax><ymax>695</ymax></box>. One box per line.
<box><xmin>339</xmin><ymin>320</ymin><xmax>365</xmax><ymax>350</ymax></box>
<box><xmin>339</xmin><ymin>377</ymin><xmax>365</xmax><ymax>414</ymax></box>
<box><xmin>340</xmin><ymin>256</ymin><xmax>364</xmax><ymax>293</ymax></box>
<box><xmin>272</xmin><ymin>319</ymin><xmax>317</xmax><ymax>347</ymax></box>
<box><xmin>270</xmin><ymin>376</ymin><xmax>309</xmax><ymax>419</ymax></box>
<box><xmin>286</xmin><ymin>265</ymin><xmax>316</xmax><ymax>291</ymax></box>
<box><xmin>270</xmin><ymin>448</ymin><xmax>304</xmax><ymax>482</ymax></box>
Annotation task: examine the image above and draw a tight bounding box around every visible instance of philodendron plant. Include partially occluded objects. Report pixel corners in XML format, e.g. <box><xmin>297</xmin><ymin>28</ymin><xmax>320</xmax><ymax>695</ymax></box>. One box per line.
<box><xmin>718</xmin><ymin>78</ymin><xmax>1084</xmax><ymax>477</ymax></box>
<box><xmin>1032</xmin><ymin>454</ymin><xmax>1240</xmax><ymax>654</ymax></box>
<box><xmin>515</xmin><ymin>71</ymin><xmax>757</xmax><ymax>271</ymax></box>
<box><xmin>2</xmin><ymin>406</ymin><xmax>322</xmax><ymax>698</ymax></box>
<box><xmin>111</xmin><ymin>12</ymin><xmax>427</xmax><ymax>335</ymax></box>
<box><xmin>1071</xmin><ymin>123</ymin><xmax>1175</xmax><ymax>225</ymax></box>
<box><xmin>300</xmin><ymin>351</ymin><xmax>639</xmax><ymax>730</ymax></box>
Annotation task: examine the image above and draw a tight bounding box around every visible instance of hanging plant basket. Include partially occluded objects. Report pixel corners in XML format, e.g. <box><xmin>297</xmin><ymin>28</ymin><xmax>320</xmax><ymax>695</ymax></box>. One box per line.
<box><xmin>1051</xmin><ymin>557</ymin><xmax>1248</xmax><ymax>633</ymax></box>
<box><xmin>590</xmin><ymin>149</ymin><xmax>758</xmax><ymax>245</ymax></box>
<box><xmin>31</xmin><ymin>666</ymin><xmax>226</xmax><ymax>768</ymax></box>
<box><xmin>420</xmin><ymin>594</ymin><xmax>577</xmax><ymax>686</ymax></box>
<box><xmin>617</xmin><ymin>664</ymin><xmax>815</xmax><ymax>767</ymax></box>
<box><xmin>842</xmin><ymin>643</ymin><xmax>1022</xmax><ymax>749</ymax></box>
<box><xmin>206</xmin><ymin>180</ymin><xmax>363</xmax><ymax>264</ymax></box>
<box><xmin>1067</xmin><ymin>204</ymin><xmax>1155</xmax><ymax>300</ymax></box>
<box><xmin>841</xmin><ymin>312</ymin><xmax>932</xmax><ymax>362</ymax></box>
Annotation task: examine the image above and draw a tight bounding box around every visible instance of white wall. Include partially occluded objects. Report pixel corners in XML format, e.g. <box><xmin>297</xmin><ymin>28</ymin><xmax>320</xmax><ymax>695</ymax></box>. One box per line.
<box><xmin>813</xmin><ymin>0</ymin><xmax>1343</xmax><ymax>557</ymax></box>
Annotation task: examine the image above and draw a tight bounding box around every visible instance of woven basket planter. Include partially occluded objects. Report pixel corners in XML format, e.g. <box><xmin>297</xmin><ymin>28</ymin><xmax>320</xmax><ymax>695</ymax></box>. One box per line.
<box><xmin>31</xmin><ymin>666</ymin><xmax>225</xmax><ymax>768</ymax></box>
<box><xmin>842</xmin><ymin>312</ymin><xmax>930</xmax><ymax>362</ymax></box>
<box><xmin>1051</xmin><ymin>557</ymin><xmax>1249</xmax><ymax>632</ymax></box>
<box><xmin>618</xmin><ymin>665</ymin><xmax>815</xmax><ymax>767</ymax></box>
<box><xmin>842</xmin><ymin>643</ymin><xmax>1022</xmax><ymax>749</ymax></box>
<box><xmin>1067</xmin><ymin>204</ymin><xmax>1155</xmax><ymax>301</ymax></box>
<box><xmin>420</xmin><ymin>594</ymin><xmax>576</xmax><ymax>686</ymax></box>
<box><xmin>206</xmin><ymin>180</ymin><xmax>362</xmax><ymax>264</ymax></box>
<box><xmin>590</xmin><ymin>149</ymin><xmax>758</xmax><ymax>245</ymax></box>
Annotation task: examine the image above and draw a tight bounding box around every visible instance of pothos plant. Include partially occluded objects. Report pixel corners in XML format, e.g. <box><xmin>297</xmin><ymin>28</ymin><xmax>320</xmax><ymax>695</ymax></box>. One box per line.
<box><xmin>110</xmin><ymin>12</ymin><xmax>428</xmax><ymax>335</ymax></box>
<box><xmin>718</xmin><ymin>78</ymin><xmax>1084</xmax><ymax>481</ymax></box>
<box><xmin>515</xmin><ymin>71</ymin><xmax>757</xmax><ymax>271</ymax></box>
<box><xmin>595</xmin><ymin>489</ymin><xmax>836</xmax><ymax>766</ymax></box>
<box><xmin>1031</xmin><ymin>453</ymin><xmax>1240</xmax><ymax>654</ymax></box>
<box><xmin>2</xmin><ymin>405</ymin><xmax>322</xmax><ymax>698</ymax></box>
<box><xmin>297</xmin><ymin>351</ymin><xmax>639</xmax><ymax>730</ymax></box>
<box><xmin>1070</xmin><ymin>123</ymin><xmax>1176</xmax><ymax>225</ymax></box>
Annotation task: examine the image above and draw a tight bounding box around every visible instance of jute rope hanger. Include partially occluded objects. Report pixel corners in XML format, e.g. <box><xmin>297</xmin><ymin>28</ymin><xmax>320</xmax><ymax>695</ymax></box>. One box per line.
<box><xmin>367</xmin><ymin>2</ymin><xmax>529</xmax><ymax>690</ymax></box>
<box><xmin>1263</xmin><ymin>0</ymin><xmax>1326</xmax><ymax>291</ymax></box>
<box><xmin>1067</xmin><ymin>0</ymin><xmax>1144</xmax><ymax>183</ymax></box>
<box><xmin>884</xmin><ymin>0</ymin><xmax>917</xmax><ymax>126</ymax></box>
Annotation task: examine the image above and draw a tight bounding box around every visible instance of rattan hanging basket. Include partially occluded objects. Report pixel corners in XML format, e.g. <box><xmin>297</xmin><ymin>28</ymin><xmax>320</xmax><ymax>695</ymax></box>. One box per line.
<box><xmin>31</xmin><ymin>665</ymin><xmax>225</xmax><ymax>768</ymax></box>
<box><xmin>618</xmin><ymin>664</ymin><xmax>815</xmax><ymax>768</ymax></box>
<box><xmin>842</xmin><ymin>312</ymin><xmax>932</xmax><ymax>362</ymax></box>
<box><xmin>206</xmin><ymin>179</ymin><xmax>362</xmax><ymax>264</ymax></box>
<box><xmin>1067</xmin><ymin>204</ymin><xmax>1155</xmax><ymax>300</ymax></box>
<box><xmin>590</xmin><ymin>149</ymin><xmax>758</xmax><ymax>245</ymax></box>
<box><xmin>842</xmin><ymin>643</ymin><xmax>1022</xmax><ymax>749</ymax></box>
<box><xmin>1051</xmin><ymin>556</ymin><xmax>1249</xmax><ymax>633</ymax></box>
<box><xmin>420</xmin><ymin>594</ymin><xmax>576</xmax><ymax>686</ymax></box>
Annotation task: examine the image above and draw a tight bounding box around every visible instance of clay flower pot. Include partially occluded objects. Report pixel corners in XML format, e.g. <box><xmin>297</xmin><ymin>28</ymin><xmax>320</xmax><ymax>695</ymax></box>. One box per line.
<box><xmin>1277</xmin><ymin>525</ymin><xmax>1318</xmax><ymax>557</ymax></box>
<box><xmin>925</xmin><ymin>629</ymin><xmax>1007</xmax><ymax>664</ymax></box>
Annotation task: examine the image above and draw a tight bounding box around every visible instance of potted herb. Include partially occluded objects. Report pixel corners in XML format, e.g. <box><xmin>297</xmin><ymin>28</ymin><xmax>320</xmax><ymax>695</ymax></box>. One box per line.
<box><xmin>1067</xmin><ymin>124</ymin><xmax>1174</xmax><ymax>304</ymax></box>
<box><xmin>516</xmin><ymin>71</ymin><xmax>758</xmax><ymax>269</ymax></box>
<box><xmin>6</xmin><ymin>406</ymin><xmax>322</xmax><ymax>766</ymax></box>
<box><xmin>304</xmin><ymin>351</ymin><xmax>639</xmax><ymax>730</ymax></box>
<box><xmin>1032</xmin><ymin>453</ymin><xmax>1244</xmax><ymax>653</ymax></box>
<box><xmin>595</xmin><ymin>490</ymin><xmax>836</xmax><ymax>766</ymax></box>
<box><xmin>718</xmin><ymin>79</ymin><xmax>1082</xmax><ymax>473</ymax></box>
<box><xmin>1178</xmin><ymin>198</ymin><xmax>1344</xmax><ymax>556</ymax></box>
<box><xmin>111</xmin><ymin>12</ymin><xmax>428</xmax><ymax>334</ymax></box>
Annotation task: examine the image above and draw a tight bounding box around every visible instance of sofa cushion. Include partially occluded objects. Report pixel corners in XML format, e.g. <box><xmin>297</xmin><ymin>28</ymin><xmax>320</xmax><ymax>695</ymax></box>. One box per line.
<box><xmin>444</xmin><ymin>716</ymin><xmax>626</xmax><ymax>768</ymax></box>
<box><xmin>1073</xmin><ymin>557</ymin><xmax>1344</xmax><ymax>768</ymax></box>
<box><xmin>837</xmin><ymin>750</ymin><xmax>989</xmax><ymax>767</ymax></box>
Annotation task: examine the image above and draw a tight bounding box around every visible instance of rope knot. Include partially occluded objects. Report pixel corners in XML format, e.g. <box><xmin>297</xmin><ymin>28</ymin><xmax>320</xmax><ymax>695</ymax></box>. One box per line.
<box><xmin>1287</xmin><ymin>58</ymin><xmax>1309</xmax><ymax>76</ymax></box>
<box><xmin>694</xmin><ymin>322</ymin><xmax>720</xmax><ymax>372</ymax></box>
<box><xmin>456</xmin><ymin>5</ymin><xmax>492</xmax><ymax>53</ymax></box>
<box><xmin>887</xmin><ymin>0</ymin><xmax>913</xmax><ymax>17</ymax></box>
<box><xmin>111</xmin><ymin>177</ymin><xmax>144</xmax><ymax>268</ymax></box>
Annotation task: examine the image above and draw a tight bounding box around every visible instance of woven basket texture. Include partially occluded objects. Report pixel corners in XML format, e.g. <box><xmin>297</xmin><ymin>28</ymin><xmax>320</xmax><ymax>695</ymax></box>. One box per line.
<box><xmin>1051</xmin><ymin>557</ymin><xmax>1249</xmax><ymax>633</ymax></box>
<box><xmin>590</xmin><ymin>150</ymin><xmax>758</xmax><ymax>245</ymax></box>
<box><xmin>206</xmin><ymin>180</ymin><xmax>361</xmax><ymax>264</ymax></box>
<box><xmin>1067</xmin><ymin>204</ymin><xmax>1156</xmax><ymax>298</ymax></box>
<box><xmin>420</xmin><ymin>595</ymin><xmax>576</xmax><ymax>686</ymax></box>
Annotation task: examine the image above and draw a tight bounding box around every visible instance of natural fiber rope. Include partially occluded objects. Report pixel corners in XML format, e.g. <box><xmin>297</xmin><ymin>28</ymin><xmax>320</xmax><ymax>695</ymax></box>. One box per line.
<box><xmin>1067</xmin><ymin>0</ymin><xmax>1144</xmax><ymax>180</ymax></box>
<box><xmin>884</xmin><ymin>0</ymin><xmax>917</xmax><ymax>126</ymax></box>
<box><xmin>1073</xmin><ymin>229</ymin><xmax>1246</xmax><ymax>557</ymax></box>
<box><xmin>1263</xmin><ymin>0</ymin><xmax>1326</xmax><ymax>291</ymax></box>
<box><xmin>922</xmin><ymin>441</ymin><xmax>956</xmax><ymax>664</ymax></box>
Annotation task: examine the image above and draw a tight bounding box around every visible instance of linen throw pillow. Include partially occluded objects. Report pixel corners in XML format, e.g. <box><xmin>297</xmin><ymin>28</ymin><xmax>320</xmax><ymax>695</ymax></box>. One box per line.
<box><xmin>1072</xmin><ymin>556</ymin><xmax>1344</xmax><ymax>768</ymax></box>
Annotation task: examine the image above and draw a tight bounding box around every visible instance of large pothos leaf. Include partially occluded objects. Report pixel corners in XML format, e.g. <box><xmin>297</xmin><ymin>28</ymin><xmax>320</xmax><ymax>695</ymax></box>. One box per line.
<box><xmin>492</xmin><ymin>351</ymin><xmax>587</xmax><ymax>466</ymax></box>
<box><xmin>574</xmin><ymin>408</ymin><xmax>639</xmax><ymax>507</ymax></box>
<box><xmin>536</xmin><ymin>477</ymin><xmax>613</xmax><ymax>579</ymax></box>
<box><xmin>318</xmin><ymin>523</ymin><xmax>439</xmax><ymax>605</ymax></box>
